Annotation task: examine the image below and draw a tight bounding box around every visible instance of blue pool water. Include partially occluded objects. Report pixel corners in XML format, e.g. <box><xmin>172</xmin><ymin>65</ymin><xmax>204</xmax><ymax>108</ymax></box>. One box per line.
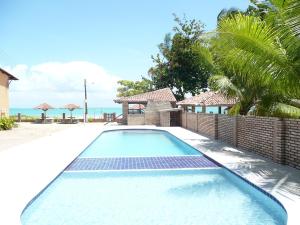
<box><xmin>21</xmin><ymin>169</ymin><xmax>287</xmax><ymax>225</ymax></box>
<box><xmin>21</xmin><ymin>129</ymin><xmax>287</xmax><ymax>225</ymax></box>
<box><xmin>80</xmin><ymin>130</ymin><xmax>202</xmax><ymax>157</ymax></box>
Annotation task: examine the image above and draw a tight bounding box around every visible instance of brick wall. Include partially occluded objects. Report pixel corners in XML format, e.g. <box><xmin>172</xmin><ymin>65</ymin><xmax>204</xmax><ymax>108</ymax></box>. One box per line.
<box><xmin>186</xmin><ymin>113</ymin><xmax>198</xmax><ymax>132</ymax></box>
<box><xmin>197</xmin><ymin>114</ymin><xmax>216</xmax><ymax>138</ymax></box>
<box><xmin>182</xmin><ymin>112</ymin><xmax>216</xmax><ymax>138</ymax></box>
<box><xmin>218</xmin><ymin>115</ymin><xmax>235</xmax><ymax>145</ymax></box>
<box><xmin>182</xmin><ymin>113</ymin><xmax>300</xmax><ymax>170</ymax></box>
<box><xmin>284</xmin><ymin>119</ymin><xmax>300</xmax><ymax>169</ymax></box>
<box><xmin>237</xmin><ymin>116</ymin><xmax>275</xmax><ymax>160</ymax></box>
<box><xmin>182</xmin><ymin>112</ymin><xmax>187</xmax><ymax>128</ymax></box>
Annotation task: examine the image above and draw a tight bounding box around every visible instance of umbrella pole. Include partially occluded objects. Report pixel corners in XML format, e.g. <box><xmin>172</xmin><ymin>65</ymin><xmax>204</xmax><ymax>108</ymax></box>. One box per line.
<box><xmin>71</xmin><ymin>110</ymin><xmax>73</xmax><ymax>124</ymax></box>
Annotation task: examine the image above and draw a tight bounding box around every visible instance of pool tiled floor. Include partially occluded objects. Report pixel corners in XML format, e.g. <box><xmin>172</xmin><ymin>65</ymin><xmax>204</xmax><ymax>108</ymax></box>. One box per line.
<box><xmin>66</xmin><ymin>156</ymin><xmax>218</xmax><ymax>171</ymax></box>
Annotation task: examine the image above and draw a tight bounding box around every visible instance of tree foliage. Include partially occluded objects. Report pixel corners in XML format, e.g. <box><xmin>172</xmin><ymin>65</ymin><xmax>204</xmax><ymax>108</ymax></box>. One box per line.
<box><xmin>148</xmin><ymin>15</ymin><xmax>214</xmax><ymax>100</ymax></box>
<box><xmin>115</xmin><ymin>1</ymin><xmax>300</xmax><ymax>118</ymax></box>
<box><xmin>116</xmin><ymin>77</ymin><xmax>153</xmax><ymax>97</ymax></box>
<box><xmin>209</xmin><ymin>0</ymin><xmax>300</xmax><ymax>117</ymax></box>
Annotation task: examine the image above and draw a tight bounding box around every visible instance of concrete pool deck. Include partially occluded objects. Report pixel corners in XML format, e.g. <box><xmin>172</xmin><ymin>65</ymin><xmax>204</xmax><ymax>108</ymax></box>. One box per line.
<box><xmin>166</xmin><ymin>127</ymin><xmax>300</xmax><ymax>225</ymax></box>
<box><xmin>0</xmin><ymin>122</ymin><xmax>106</xmax><ymax>151</ymax></box>
<box><xmin>0</xmin><ymin>124</ymin><xmax>299</xmax><ymax>225</ymax></box>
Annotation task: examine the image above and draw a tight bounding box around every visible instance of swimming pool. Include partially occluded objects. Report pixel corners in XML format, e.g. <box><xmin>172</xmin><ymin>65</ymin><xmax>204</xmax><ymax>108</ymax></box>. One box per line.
<box><xmin>21</xmin><ymin>129</ymin><xmax>287</xmax><ymax>225</ymax></box>
<box><xmin>79</xmin><ymin>129</ymin><xmax>202</xmax><ymax>157</ymax></box>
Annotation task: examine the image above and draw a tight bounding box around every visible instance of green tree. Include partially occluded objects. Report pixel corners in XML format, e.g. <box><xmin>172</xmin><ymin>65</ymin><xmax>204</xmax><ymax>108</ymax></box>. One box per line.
<box><xmin>148</xmin><ymin>15</ymin><xmax>214</xmax><ymax>100</ymax></box>
<box><xmin>209</xmin><ymin>0</ymin><xmax>300</xmax><ymax>117</ymax></box>
<box><xmin>116</xmin><ymin>77</ymin><xmax>153</xmax><ymax>97</ymax></box>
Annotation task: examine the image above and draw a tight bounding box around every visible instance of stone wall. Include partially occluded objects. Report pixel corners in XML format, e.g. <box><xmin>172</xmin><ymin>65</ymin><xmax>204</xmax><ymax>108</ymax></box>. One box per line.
<box><xmin>182</xmin><ymin>112</ymin><xmax>300</xmax><ymax>169</ymax></box>
<box><xmin>122</xmin><ymin>102</ymin><xmax>129</xmax><ymax>124</ymax></box>
<box><xmin>128</xmin><ymin>114</ymin><xmax>145</xmax><ymax>125</ymax></box>
<box><xmin>144</xmin><ymin>101</ymin><xmax>173</xmax><ymax>126</ymax></box>
<box><xmin>160</xmin><ymin>111</ymin><xmax>170</xmax><ymax>127</ymax></box>
<box><xmin>126</xmin><ymin>101</ymin><xmax>175</xmax><ymax>126</ymax></box>
<box><xmin>145</xmin><ymin>112</ymin><xmax>160</xmax><ymax>126</ymax></box>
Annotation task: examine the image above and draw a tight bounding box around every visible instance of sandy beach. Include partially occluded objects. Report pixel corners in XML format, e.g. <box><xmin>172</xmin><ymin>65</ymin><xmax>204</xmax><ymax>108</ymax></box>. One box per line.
<box><xmin>0</xmin><ymin>122</ymin><xmax>105</xmax><ymax>151</ymax></box>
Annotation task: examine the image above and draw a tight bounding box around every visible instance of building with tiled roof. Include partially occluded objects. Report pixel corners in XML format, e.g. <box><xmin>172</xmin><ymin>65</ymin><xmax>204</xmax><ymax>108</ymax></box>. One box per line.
<box><xmin>114</xmin><ymin>88</ymin><xmax>176</xmax><ymax>104</ymax></box>
<box><xmin>0</xmin><ymin>68</ymin><xmax>18</xmax><ymax>117</ymax></box>
<box><xmin>177</xmin><ymin>91</ymin><xmax>236</xmax><ymax>113</ymax></box>
<box><xmin>114</xmin><ymin>88</ymin><xmax>176</xmax><ymax>124</ymax></box>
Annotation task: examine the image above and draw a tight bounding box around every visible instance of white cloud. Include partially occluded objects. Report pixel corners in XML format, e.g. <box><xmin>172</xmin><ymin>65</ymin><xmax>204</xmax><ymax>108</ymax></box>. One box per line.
<box><xmin>4</xmin><ymin>61</ymin><xmax>121</xmax><ymax>107</ymax></box>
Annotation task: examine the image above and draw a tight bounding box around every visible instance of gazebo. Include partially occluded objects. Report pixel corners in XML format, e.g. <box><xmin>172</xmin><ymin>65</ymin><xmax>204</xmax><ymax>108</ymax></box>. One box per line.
<box><xmin>176</xmin><ymin>91</ymin><xmax>236</xmax><ymax>114</ymax></box>
<box><xmin>114</xmin><ymin>88</ymin><xmax>177</xmax><ymax>124</ymax></box>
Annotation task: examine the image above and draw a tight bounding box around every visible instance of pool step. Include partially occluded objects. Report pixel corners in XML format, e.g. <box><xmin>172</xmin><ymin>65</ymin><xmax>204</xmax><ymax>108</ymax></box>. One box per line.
<box><xmin>65</xmin><ymin>156</ymin><xmax>218</xmax><ymax>171</ymax></box>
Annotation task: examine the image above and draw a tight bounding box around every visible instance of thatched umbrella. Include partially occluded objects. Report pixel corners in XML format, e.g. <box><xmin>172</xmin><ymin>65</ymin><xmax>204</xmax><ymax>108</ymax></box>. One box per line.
<box><xmin>34</xmin><ymin>103</ymin><xmax>54</xmax><ymax>122</ymax></box>
<box><xmin>63</xmin><ymin>104</ymin><xmax>80</xmax><ymax>123</ymax></box>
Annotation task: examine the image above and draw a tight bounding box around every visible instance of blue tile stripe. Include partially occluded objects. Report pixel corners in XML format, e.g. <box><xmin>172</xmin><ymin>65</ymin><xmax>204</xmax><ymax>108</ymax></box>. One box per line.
<box><xmin>66</xmin><ymin>156</ymin><xmax>218</xmax><ymax>171</ymax></box>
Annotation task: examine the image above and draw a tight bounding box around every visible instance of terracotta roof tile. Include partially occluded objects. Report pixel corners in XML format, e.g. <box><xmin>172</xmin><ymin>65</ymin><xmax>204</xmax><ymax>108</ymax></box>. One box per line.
<box><xmin>177</xmin><ymin>91</ymin><xmax>236</xmax><ymax>106</ymax></box>
<box><xmin>114</xmin><ymin>88</ymin><xmax>176</xmax><ymax>103</ymax></box>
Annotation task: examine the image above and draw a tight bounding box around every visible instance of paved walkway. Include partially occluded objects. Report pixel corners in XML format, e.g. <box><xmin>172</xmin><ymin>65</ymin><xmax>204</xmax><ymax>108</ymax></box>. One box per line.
<box><xmin>0</xmin><ymin>122</ymin><xmax>109</xmax><ymax>151</ymax></box>
<box><xmin>0</xmin><ymin>122</ymin><xmax>77</xmax><ymax>151</ymax></box>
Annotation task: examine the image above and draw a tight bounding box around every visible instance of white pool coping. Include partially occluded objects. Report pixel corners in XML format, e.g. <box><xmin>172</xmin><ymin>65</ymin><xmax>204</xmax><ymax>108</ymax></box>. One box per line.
<box><xmin>0</xmin><ymin>125</ymin><xmax>299</xmax><ymax>225</ymax></box>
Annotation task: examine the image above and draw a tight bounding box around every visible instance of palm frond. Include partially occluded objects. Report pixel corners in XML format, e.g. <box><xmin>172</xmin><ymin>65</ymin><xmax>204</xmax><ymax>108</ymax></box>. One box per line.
<box><xmin>208</xmin><ymin>75</ymin><xmax>241</xmax><ymax>98</ymax></box>
<box><xmin>278</xmin><ymin>0</ymin><xmax>300</xmax><ymax>38</ymax></box>
<box><xmin>271</xmin><ymin>102</ymin><xmax>300</xmax><ymax>118</ymax></box>
<box><xmin>216</xmin><ymin>14</ymin><xmax>300</xmax><ymax>97</ymax></box>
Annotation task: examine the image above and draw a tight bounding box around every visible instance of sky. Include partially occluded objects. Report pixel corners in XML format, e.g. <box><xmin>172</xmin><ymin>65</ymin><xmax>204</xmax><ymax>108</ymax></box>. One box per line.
<box><xmin>0</xmin><ymin>0</ymin><xmax>250</xmax><ymax>108</ymax></box>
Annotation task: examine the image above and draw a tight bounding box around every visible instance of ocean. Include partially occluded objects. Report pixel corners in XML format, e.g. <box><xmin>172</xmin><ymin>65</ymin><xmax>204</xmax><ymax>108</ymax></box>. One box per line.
<box><xmin>10</xmin><ymin>107</ymin><xmax>122</xmax><ymax>118</ymax></box>
<box><xmin>10</xmin><ymin>106</ymin><xmax>226</xmax><ymax>118</ymax></box>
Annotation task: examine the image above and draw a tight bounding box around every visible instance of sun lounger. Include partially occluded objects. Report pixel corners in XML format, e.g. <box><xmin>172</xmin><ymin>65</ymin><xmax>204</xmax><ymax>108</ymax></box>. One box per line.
<box><xmin>35</xmin><ymin>117</ymin><xmax>54</xmax><ymax>124</ymax></box>
<box><xmin>60</xmin><ymin>116</ymin><xmax>78</xmax><ymax>124</ymax></box>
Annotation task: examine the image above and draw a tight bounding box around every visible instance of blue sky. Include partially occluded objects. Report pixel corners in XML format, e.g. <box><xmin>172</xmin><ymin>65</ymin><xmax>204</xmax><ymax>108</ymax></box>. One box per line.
<box><xmin>1</xmin><ymin>0</ymin><xmax>249</xmax><ymax>107</ymax></box>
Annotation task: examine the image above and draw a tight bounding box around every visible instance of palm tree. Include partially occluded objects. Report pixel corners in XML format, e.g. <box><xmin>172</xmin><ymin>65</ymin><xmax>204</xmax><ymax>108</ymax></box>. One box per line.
<box><xmin>209</xmin><ymin>0</ymin><xmax>300</xmax><ymax>117</ymax></box>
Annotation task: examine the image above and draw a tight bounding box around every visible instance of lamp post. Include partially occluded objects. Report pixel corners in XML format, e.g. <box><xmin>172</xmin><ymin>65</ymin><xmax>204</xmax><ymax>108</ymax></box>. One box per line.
<box><xmin>84</xmin><ymin>79</ymin><xmax>88</xmax><ymax>123</ymax></box>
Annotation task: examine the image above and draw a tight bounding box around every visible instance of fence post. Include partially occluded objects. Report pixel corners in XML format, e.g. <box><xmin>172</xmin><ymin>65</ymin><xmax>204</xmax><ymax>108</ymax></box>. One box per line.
<box><xmin>185</xmin><ymin>111</ymin><xmax>187</xmax><ymax>128</ymax></box>
<box><xmin>17</xmin><ymin>113</ymin><xmax>21</xmax><ymax>122</ymax></box>
<box><xmin>273</xmin><ymin>118</ymin><xmax>285</xmax><ymax>164</ymax></box>
<box><xmin>214</xmin><ymin>114</ymin><xmax>218</xmax><ymax>139</ymax></box>
<box><xmin>233</xmin><ymin>116</ymin><xmax>238</xmax><ymax>147</ymax></box>
<box><xmin>196</xmin><ymin>113</ymin><xmax>199</xmax><ymax>133</ymax></box>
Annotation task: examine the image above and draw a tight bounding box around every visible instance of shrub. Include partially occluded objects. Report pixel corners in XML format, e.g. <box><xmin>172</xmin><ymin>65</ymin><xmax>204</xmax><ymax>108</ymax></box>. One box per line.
<box><xmin>10</xmin><ymin>115</ymin><xmax>39</xmax><ymax>122</ymax></box>
<box><xmin>0</xmin><ymin>117</ymin><xmax>15</xmax><ymax>130</ymax></box>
